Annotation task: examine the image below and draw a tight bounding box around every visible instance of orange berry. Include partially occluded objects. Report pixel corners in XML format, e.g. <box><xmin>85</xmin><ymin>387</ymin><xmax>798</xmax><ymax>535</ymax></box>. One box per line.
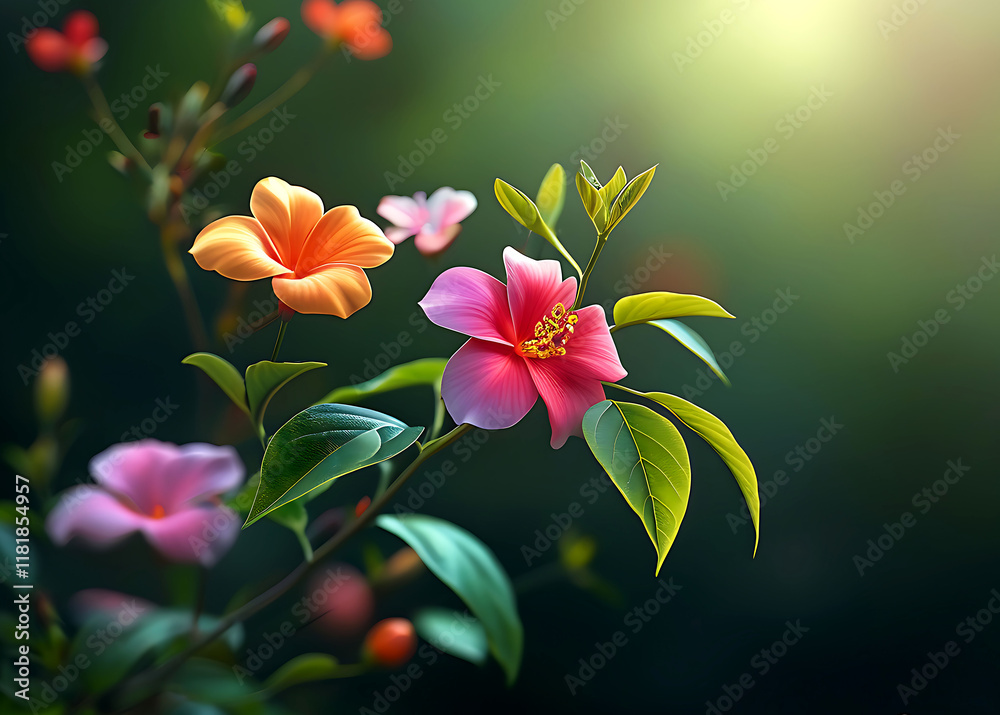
<box><xmin>364</xmin><ymin>618</ymin><xmax>417</xmax><ymax>668</ymax></box>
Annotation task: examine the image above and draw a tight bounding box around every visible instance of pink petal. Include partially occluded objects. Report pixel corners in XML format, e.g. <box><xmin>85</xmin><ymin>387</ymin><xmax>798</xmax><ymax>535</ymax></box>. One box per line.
<box><xmin>141</xmin><ymin>505</ymin><xmax>240</xmax><ymax>566</ymax></box>
<box><xmin>414</xmin><ymin>224</ymin><xmax>461</xmax><ymax>256</ymax></box>
<box><xmin>377</xmin><ymin>194</ymin><xmax>427</xmax><ymax>230</ymax></box>
<box><xmin>556</xmin><ymin>305</ymin><xmax>628</xmax><ymax>382</ymax></box>
<box><xmin>385</xmin><ymin>226</ymin><xmax>417</xmax><ymax>245</ymax></box>
<box><xmin>426</xmin><ymin>188</ymin><xmax>477</xmax><ymax>232</ymax></box>
<box><xmin>503</xmin><ymin>246</ymin><xmax>577</xmax><ymax>343</ymax></box>
<box><xmin>442</xmin><ymin>339</ymin><xmax>537</xmax><ymax>430</ymax></box>
<box><xmin>46</xmin><ymin>487</ymin><xmax>147</xmax><ymax>549</ymax></box>
<box><xmin>419</xmin><ymin>267</ymin><xmax>515</xmax><ymax>345</ymax></box>
<box><xmin>523</xmin><ymin>360</ymin><xmax>608</xmax><ymax>449</ymax></box>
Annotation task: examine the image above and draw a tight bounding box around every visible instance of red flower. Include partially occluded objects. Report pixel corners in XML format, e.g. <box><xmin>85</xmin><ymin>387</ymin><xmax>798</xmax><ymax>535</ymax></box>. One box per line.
<box><xmin>26</xmin><ymin>11</ymin><xmax>107</xmax><ymax>73</ymax></box>
<box><xmin>301</xmin><ymin>0</ymin><xmax>392</xmax><ymax>60</ymax></box>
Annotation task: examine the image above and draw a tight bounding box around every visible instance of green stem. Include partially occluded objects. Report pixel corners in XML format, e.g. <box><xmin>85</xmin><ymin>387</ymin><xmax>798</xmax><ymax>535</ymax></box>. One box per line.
<box><xmin>160</xmin><ymin>227</ymin><xmax>209</xmax><ymax>350</ymax></box>
<box><xmin>107</xmin><ymin>423</ymin><xmax>473</xmax><ymax>710</ymax></box>
<box><xmin>270</xmin><ymin>319</ymin><xmax>289</xmax><ymax>362</ymax></box>
<box><xmin>573</xmin><ymin>231</ymin><xmax>609</xmax><ymax>309</ymax></box>
<box><xmin>295</xmin><ymin>529</ymin><xmax>314</xmax><ymax>561</ymax></box>
<box><xmin>211</xmin><ymin>48</ymin><xmax>332</xmax><ymax>146</ymax></box>
<box><xmin>81</xmin><ymin>71</ymin><xmax>151</xmax><ymax>174</ymax></box>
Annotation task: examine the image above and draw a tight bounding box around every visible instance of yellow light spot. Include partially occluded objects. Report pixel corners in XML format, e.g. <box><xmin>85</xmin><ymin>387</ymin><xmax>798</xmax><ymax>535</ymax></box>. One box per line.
<box><xmin>520</xmin><ymin>303</ymin><xmax>578</xmax><ymax>359</ymax></box>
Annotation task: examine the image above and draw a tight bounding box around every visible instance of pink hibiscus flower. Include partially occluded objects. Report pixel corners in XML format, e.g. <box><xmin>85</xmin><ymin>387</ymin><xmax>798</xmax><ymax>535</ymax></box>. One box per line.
<box><xmin>377</xmin><ymin>188</ymin><xmax>477</xmax><ymax>257</ymax></box>
<box><xmin>419</xmin><ymin>247</ymin><xmax>627</xmax><ymax>448</ymax></box>
<box><xmin>46</xmin><ymin>440</ymin><xmax>244</xmax><ymax>567</ymax></box>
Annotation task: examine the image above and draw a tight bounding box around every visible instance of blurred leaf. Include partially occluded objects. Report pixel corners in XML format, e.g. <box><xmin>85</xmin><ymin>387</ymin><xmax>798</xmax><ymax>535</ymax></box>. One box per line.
<box><xmin>168</xmin><ymin>658</ymin><xmax>255</xmax><ymax>705</ymax></box>
<box><xmin>245</xmin><ymin>360</ymin><xmax>326</xmax><ymax>438</ymax></box>
<box><xmin>648</xmin><ymin>319</ymin><xmax>731</xmax><ymax>386</ymax></box>
<box><xmin>579</xmin><ymin>160</ymin><xmax>602</xmax><ymax>189</ymax></box>
<box><xmin>267</xmin><ymin>500</ymin><xmax>308</xmax><ymax>533</ymax></box>
<box><xmin>494</xmin><ymin>178</ymin><xmax>582</xmax><ymax>278</ymax></box>
<box><xmin>598</xmin><ymin>166</ymin><xmax>627</xmax><ymax>206</ymax></box>
<box><xmin>583</xmin><ymin>401</ymin><xmax>691</xmax><ymax>575</ymax></box>
<box><xmin>377</xmin><ymin>514</ymin><xmax>523</xmax><ymax>684</ymax></box>
<box><xmin>614</xmin><ymin>387</ymin><xmax>759</xmax><ymax>556</ymax></box>
<box><xmin>262</xmin><ymin>653</ymin><xmax>340</xmax><ymax>694</ymax></box>
<box><xmin>575</xmin><ymin>172</ymin><xmax>607</xmax><ymax>233</ymax></box>
<box><xmin>605</xmin><ymin>165</ymin><xmax>656</xmax><ymax>234</ymax></box>
<box><xmin>182</xmin><ymin>353</ymin><xmax>249</xmax><ymax>414</ymax></box>
<box><xmin>613</xmin><ymin>291</ymin><xmax>734</xmax><ymax>328</ymax></box>
<box><xmin>246</xmin><ymin>404</ymin><xmax>422</xmax><ymax>527</ymax></box>
<box><xmin>535</xmin><ymin>163</ymin><xmax>566</xmax><ymax>229</ymax></box>
<box><xmin>319</xmin><ymin>358</ymin><xmax>446</xmax><ymax>405</ymax></box>
<box><xmin>413</xmin><ymin>608</ymin><xmax>489</xmax><ymax>666</ymax></box>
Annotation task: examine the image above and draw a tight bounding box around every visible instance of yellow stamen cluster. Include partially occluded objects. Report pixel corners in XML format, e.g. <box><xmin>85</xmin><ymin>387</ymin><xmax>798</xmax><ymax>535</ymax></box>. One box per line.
<box><xmin>520</xmin><ymin>303</ymin><xmax>578</xmax><ymax>359</ymax></box>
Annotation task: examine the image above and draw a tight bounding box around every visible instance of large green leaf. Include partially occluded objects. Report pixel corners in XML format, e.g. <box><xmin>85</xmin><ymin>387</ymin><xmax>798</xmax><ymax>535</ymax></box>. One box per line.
<box><xmin>414</xmin><ymin>608</ymin><xmax>489</xmax><ymax>666</ymax></box>
<box><xmin>245</xmin><ymin>360</ymin><xmax>326</xmax><ymax>438</ymax></box>
<box><xmin>649</xmin><ymin>319</ymin><xmax>731</xmax><ymax>386</ymax></box>
<box><xmin>582</xmin><ymin>400</ymin><xmax>691</xmax><ymax>575</ymax></box>
<box><xmin>535</xmin><ymin>163</ymin><xmax>566</xmax><ymax>229</ymax></box>
<box><xmin>605</xmin><ymin>165</ymin><xmax>656</xmax><ymax>234</ymax></box>
<box><xmin>613</xmin><ymin>387</ymin><xmax>759</xmax><ymax>556</ymax></box>
<box><xmin>613</xmin><ymin>291</ymin><xmax>735</xmax><ymax>328</ymax></box>
<box><xmin>246</xmin><ymin>404</ymin><xmax>422</xmax><ymax>527</ymax></box>
<box><xmin>376</xmin><ymin>514</ymin><xmax>523</xmax><ymax>685</ymax></box>
<box><xmin>575</xmin><ymin>172</ymin><xmax>607</xmax><ymax>233</ymax></box>
<box><xmin>598</xmin><ymin>166</ymin><xmax>627</xmax><ymax>206</ymax></box>
<box><xmin>494</xmin><ymin>178</ymin><xmax>582</xmax><ymax>277</ymax></box>
<box><xmin>182</xmin><ymin>353</ymin><xmax>249</xmax><ymax>414</ymax></box>
<box><xmin>318</xmin><ymin>358</ymin><xmax>446</xmax><ymax>405</ymax></box>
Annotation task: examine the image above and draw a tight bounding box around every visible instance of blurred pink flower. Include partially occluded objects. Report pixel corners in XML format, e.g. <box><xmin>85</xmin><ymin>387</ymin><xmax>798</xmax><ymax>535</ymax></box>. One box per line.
<box><xmin>419</xmin><ymin>247</ymin><xmax>627</xmax><ymax>448</ymax></box>
<box><xmin>377</xmin><ymin>188</ymin><xmax>477</xmax><ymax>257</ymax></box>
<box><xmin>46</xmin><ymin>440</ymin><xmax>244</xmax><ymax>567</ymax></box>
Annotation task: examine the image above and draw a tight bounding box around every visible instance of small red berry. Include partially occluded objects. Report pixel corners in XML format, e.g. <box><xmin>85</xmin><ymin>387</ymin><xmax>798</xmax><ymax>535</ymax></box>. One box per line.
<box><xmin>363</xmin><ymin>618</ymin><xmax>417</xmax><ymax>668</ymax></box>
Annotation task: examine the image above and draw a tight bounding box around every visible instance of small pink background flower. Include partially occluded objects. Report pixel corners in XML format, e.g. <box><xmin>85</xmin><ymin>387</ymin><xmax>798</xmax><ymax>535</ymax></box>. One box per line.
<box><xmin>419</xmin><ymin>247</ymin><xmax>627</xmax><ymax>448</ymax></box>
<box><xmin>377</xmin><ymin>188</ymin><xmax>477</xmax><ymax>257</ymax></box>
<box><xmin>47</xmin><ymin>440</ymin><xmax>244</xmax><ymax>567</ymax></box>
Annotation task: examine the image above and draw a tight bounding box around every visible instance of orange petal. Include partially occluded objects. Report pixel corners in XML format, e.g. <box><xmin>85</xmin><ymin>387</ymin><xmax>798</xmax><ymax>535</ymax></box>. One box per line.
<box><xmin>299</xmin><ymin>205</ymin><xmax>394</xmax><ymax>271</ymax></box>
<box><xmin>271</xmin><ymin>264</ymin><xmax>372</xmax><ymax>317</ymax></box>
<box><xmin>190</xmin><ymin>216</ymin><xmax>289</xmax><ymax>281</ymax></box>
<box><xmin>301</xmin><ymin>0</ymin><xmax>339</xmax><ymax>36</ymax></box>
<box><xmin>250</xmin><ymin>177</ymin><xmax>324</xmax><ymax>268</ymax></box>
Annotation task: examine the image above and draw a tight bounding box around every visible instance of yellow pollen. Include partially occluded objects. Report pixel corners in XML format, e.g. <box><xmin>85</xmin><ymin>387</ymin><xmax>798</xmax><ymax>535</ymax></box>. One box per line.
<box><xmin>520</xmin><ymin>303</ymin><xmax>578</xmax><ymax>359</ymax></box>
<box><xmin>151</xmin><ymin>504</ymin><xmax>166</xmax><ymax>519</ymax></box>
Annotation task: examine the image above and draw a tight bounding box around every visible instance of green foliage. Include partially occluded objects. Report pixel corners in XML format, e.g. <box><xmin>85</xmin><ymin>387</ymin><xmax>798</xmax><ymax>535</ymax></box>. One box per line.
<box><xmin>613</xmin><ymin>291</ymin><xmax>734</xmax><ymax>328</ymax></box>
<box><xmin>494</xmin><ymin>178</ymin><xmax>582</xmax><ymax>277</ymax></box>
<box><xmin>245</xmin><ymin>360</ymin><xmax>326</xmax><ymax>439</ymax></box>
<box><xmin>535</xmin><ymin>163</ymin><xmax>567</xmax><ymax>229</ymax></box>
<box><xmin>377</xmin><ymin>514</ymin><xmax>523</xmax><ymax>684</ymax></box>
<box><xmin>583</xmin><ymin>400</ymin><xmax>691</xmax><ymax>575</ymax></box>
<box><xmin>604</xmin><ymin>165</ymin><xmax>656</xmax><ymax>233</ymax></box>
<box><xmin>181</xmin><ymin>353</ymin><xmax>249</xmax><ymax>414</ymax></box>
<box><xmin>598</xmin><ymin>166</ymin><xmax>627</xmax><ymax>206</ymax></box>
<box><xmin>575</xmin><ymin>172</ymin><xmax>607</xmax><ymax>233</ymax></box>
<box><xmin>262</xmin><ymin>654</ymin><xmax>341</xmax><ymax>694</ymax></box>
<box><xmin>413</xmin><ymin>608</ymin><xmax>489</xmax><ymax>666</ymax></box>
<box><xmin>648</xmin><ymin>319</ymin><xmax>731</xmax><ymax>386</ymax></box>
<box><xmin>319</xmin><ymin>358</ymin><xmax>446</xmax><ymax>405</ymax></box>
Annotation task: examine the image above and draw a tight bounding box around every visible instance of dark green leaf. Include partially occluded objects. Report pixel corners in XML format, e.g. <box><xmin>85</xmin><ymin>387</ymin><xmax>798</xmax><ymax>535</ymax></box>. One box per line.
<box><xmin>182</xmin><ymin>353</ymin><xmax>248</xmax><ymax>414</ymax></box>
<box><xmin>319</xmin><ymin>358</ymin><xmax>446</xmax><ymax>405</ymax></box>
<box><xmin>245</xmin><ymin>360</ymin><xmax>326</xmax><ymax>437</ymax></box>
<box><xmin>414</xmin><ymin>608</ymin><xmax>489</xmax><ymax>666</ymax></box>
<box><xmin>377</xmin><ymin>514</ymin><xmax>522</xmax><ymax>684</ymax></box>
<box><xmin>263</xmin><ymin>653</ymin><xmax>340</xmax><ymax>694</ymax></box>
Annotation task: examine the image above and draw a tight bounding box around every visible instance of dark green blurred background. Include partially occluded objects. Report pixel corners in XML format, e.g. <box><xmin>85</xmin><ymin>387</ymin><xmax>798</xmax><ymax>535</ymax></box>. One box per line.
<box><xmin>3</xmin><ymin>0</ymin><xmax>999</xmax><ymax>712</ymax></box>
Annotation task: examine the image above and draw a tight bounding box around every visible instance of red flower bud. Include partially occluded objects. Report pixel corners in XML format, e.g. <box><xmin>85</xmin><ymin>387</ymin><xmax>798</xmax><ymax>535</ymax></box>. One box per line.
<box><xmin>144</xmin><ymin>103</ymin><xmax>162</xmax><ymax>139</ymax></box>
<box><xmin>26</xmin><ymin>11</ymin><xmax>107</xmax><ymax>74</ymax></box>
<box><xmin>355</xmin><ymin>495</ymin><xmax>371</xmax><ymax>517</ymax></box>
<box><xmin>220</xmin><ymin>63</ymin><xmax>257</xmax><ymax>108</ymax></box>
<box><xmin>253</xmin><ymin>17</ymin><xmax>291</xmax><ymax>54</ymax></box>
<box><xmin>363</xmin><ymin>618</ymin><xmax>417</xmax><ymax>668</ymax></box>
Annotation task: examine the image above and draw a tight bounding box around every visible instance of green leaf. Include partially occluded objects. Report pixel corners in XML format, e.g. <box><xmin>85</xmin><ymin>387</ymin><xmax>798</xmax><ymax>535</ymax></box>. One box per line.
<box><xmin>575</xmin><ymin>172</ymin><xmax>607</xmax><ymax>233</ymax></box>
<box><xmin>263</xmin><ymin>653</ymin><xmax>340</xmax><ymax>694</ymax></box>
<box><xmin>535</xmin><ymin>163</ymin><xmax>566</xmax><ymax>229</ymax></box>
<box><xmin>605</xmin><ymin>165</ymin><xmax>656</xmax><ymax>234</ymax></box>
<box><xmin>582</xmin><ymin>400</ymin><xmax>691</xmax><ymax>575</ymax></box>
<box><xmin>495</xmin><ymin>178</ymin><xmax>582</xmax><ymax>277</ymax></box>
<box><xmin>246</xmin><ymin>404</ymin><xmax>422</xmax><ymax>527</ymax></box>
<box><xmin>245</xmin><ymin>360</ymin><xmax>326</xmax><ymax>437</ymax></box>
<box><xmin>376</xmin><ymin>514</ymin><xmax>522</xmax><ymax>684</ymax></box>
<box><xmin>168</xmin><ymin>658</ymin><xmax>255</xmax><ymax>705</ymax></box>
<box><xmin>599</xmin><ymin>166</ymin><xmax>627</xmax><ymax>206</ymax></box>
<box><xmin>182</xmin><ymin>353</ymin><xmax>249</xmax><ymax>414</ymax></box>
<box><xmin>319</xmin><ymin>358</ymin><xmax>446</xmax><ymax>405</ymax></box>
<box><xmin>579</xmin><ymin>160</ymin><xmax>602</xmax><ymax>189</ymax></box>
<box><xmin>413</xmin><ymin>608</ymin><xmax>489</xmax><ymax>666</ymax></box>
<box><xmin>648</xmin><ymin>319</ymin><xmax>730</xmax><ymax>386</ymax></box>
<box><xmin>613</xmin><ymin>291</ymin><xmax>735</xmax><ymax>329</ymax></box>
<box><xmin>267</xmin><ymin>500</ymin><xmax>309</xmax><ymax>542</ymax></box>
<box><xmin>614</xmin><ymin>388</ymin><xmax>759</xmax><ymax>556</ymax></box>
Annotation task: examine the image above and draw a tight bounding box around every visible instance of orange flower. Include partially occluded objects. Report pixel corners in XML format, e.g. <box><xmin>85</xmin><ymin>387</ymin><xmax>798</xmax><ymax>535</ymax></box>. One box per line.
<box><xmin>190</xmin><ymin>177</ymin><xmax>393</xmax><ymax>317</ymax></box>
<box><xmin>301</xmin><ymin>0</ymin><xmax>392</xmax><ymax>60</ymax></box>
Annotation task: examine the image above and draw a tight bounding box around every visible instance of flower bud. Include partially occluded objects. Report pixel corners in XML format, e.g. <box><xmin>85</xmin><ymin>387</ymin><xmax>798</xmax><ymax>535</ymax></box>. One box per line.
<box><xmin>144</xmin><ymin>103</ymin><xmax>162</xmax><ymax>139</ymax></box>
<box><xmin>311</xmin><ymin>564</ymin><xmax>374</xmax><ymax>640</ymax></box>
<box><xmin>253</xmin><ymin>17</ymin><xmax>291</xmax><ymax>54</ymax></box>
<box><xmin>35</xmin><ymin>357</ymin><xmax>69</xmax><ymax>427</ymax></box>
<box><xmin>220</xmin><ymin>63</ymin><xmax>257</xmax><ymax>108</ymax></box>
<box><xmin>354</xmin><ymin>495</ymin><xmax>371</xmax><ymax>517</ymax></box>
<box><xmin>363</xmin><ymin>618</ymin><xmax>417</xmax><ymax>668</ymax></box>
